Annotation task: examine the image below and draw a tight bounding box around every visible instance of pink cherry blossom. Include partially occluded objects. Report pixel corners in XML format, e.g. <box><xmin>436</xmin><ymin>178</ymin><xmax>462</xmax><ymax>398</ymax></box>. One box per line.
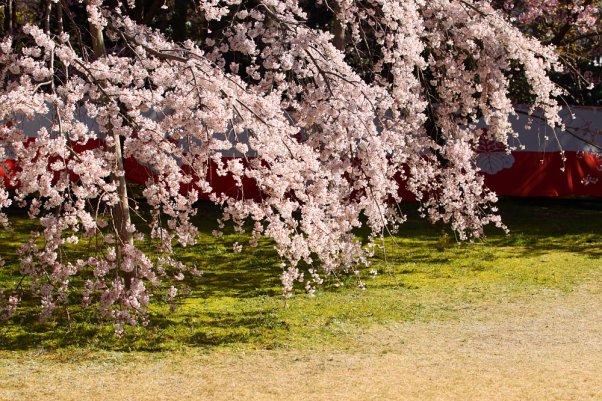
<box><xmin>0</xmin><ymin>1</ymin><xmax>564</xmax><ymax>330</ymax></box>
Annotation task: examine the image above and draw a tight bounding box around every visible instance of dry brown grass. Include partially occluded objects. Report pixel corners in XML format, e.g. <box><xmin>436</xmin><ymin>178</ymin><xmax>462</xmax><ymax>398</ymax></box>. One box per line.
<box><xmin>2</xmin><ymin>275</ymin><xmax>602</xmax><ymax>401</ymax></box>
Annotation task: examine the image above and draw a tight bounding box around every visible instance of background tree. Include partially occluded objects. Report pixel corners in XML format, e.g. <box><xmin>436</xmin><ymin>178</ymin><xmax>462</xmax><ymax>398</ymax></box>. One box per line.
<box><xmin>0</xmin><ymin>0</ymin><xmax>562</xmax><ymax>331</ymax></box>
<box><xmin>493</xmin><ymin>0</ymin><xmax>602</xmax><ymax>105</ymax></box>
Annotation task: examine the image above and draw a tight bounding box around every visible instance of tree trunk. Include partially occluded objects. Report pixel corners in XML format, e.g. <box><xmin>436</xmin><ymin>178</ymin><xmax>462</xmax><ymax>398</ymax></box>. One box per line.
<box><xmin>171</xmin><ymin>0</ymin><xmax>188</xmax><ymax>42</ymax></box>
<box><xmin>87</xmin><ymin>8</ymin><xmax>135</xmax><ymax>288</ymax></box>
<box><xmin>109</xmin><ymin>130</ymin><xmax>135</xmax><ymax>281</ymax></box>
<box><xmin>332</xmin><ymin>2</ymin><xmax>345</xmax><ymax>51</ymax></box>
<box><xmin>44</xmin><ymin>0</ymin><xmax>52</xmax><ymax>33</ymax></box>
<box><xmin>89</xmin><ymin>23</ymin><xmax>106</xmax><ymax>60</ymax></box>
<box><xmin>5</xmin><ymin>0</ymin><xmax>14</xmax><ymax>35</ymax></box>
<box><xmin>56</xmin><ymin>3</ymin><xmax>63</xmax><ymax>35</ymax></box>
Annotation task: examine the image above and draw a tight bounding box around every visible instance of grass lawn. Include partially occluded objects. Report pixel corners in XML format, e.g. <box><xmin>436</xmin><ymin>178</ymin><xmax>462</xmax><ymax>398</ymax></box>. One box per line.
<box><xmin>0</xmin><ymin>198</ymin><xmax>599</xmax><ymax>353</ymax></box>
<box><xmin>0</xmin><ymin>198</ymin><xmax>601</xmax><ymax>400</ymax></box>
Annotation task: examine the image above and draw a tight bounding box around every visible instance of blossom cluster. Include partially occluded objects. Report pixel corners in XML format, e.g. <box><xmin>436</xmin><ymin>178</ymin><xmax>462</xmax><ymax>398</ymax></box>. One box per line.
<box><xmin>495</xmin><ymin>0</ymin><xmax>601</xmax><ymax>96</ymax></box>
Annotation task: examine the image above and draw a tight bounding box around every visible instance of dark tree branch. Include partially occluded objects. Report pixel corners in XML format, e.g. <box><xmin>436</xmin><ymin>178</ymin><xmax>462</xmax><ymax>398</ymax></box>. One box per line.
<box><xmin>546</xmin><ymin>0</ymin><xmax>594</xmax><ymax>46</ymax></box>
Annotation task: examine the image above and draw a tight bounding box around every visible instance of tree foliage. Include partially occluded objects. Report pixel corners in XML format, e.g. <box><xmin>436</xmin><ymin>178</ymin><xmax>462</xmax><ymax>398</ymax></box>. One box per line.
<box><xmin>493</xmin><ymin>0</ymin><xmax>602</xmax><ymax>104</ymax></box>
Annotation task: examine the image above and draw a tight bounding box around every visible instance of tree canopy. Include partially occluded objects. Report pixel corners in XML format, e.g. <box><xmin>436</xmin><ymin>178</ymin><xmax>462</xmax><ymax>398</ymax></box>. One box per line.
<box><xmin>0</xmin><ymin>0</ymin><xmax>565</xmax><ymax>330</ymax></box>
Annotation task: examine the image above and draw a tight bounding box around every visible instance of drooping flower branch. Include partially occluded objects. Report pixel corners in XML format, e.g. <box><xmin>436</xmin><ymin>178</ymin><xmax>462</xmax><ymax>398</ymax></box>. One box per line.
<box><xmin>0</xmin><ymin>0</ymin><xmax>563</xmax><ymax>329</ymax></box>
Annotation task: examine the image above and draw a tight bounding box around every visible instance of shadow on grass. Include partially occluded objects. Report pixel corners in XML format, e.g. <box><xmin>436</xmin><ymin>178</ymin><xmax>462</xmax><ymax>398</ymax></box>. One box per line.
<box><xmin>389</xmin><ymin>197</ymin><xmax>602</xmax><ymax>259</ymax></box>
<box><xmin>0</xmin><ymin>197</ymin><xmax>600</xmax><ymax>351</ymax></box>
<box><xmin>175</xmin><ymin>243</ymin><xmax>282</xmax><ymax>299</ymax></box>
<box><xmin>487</xmin><ymin>198</ymin><xmax>602</xmax><ymax>259</ymax></box>
<box><xmin>0</xmin><ymin>312</ymin><xmax>284</xmax><ymax>351</ymax></box>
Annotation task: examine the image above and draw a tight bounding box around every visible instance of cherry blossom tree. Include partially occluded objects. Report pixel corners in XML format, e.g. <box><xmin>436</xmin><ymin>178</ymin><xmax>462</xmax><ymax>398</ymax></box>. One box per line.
<box><xmin>493</xmin><ymin>0</ymin><xmax>601</xmax><ymax>104</ymax></box>
<box><xmin>0</xmin><ymin>0</ymin><xmax>563</xmax><ymax>331</ymax></box>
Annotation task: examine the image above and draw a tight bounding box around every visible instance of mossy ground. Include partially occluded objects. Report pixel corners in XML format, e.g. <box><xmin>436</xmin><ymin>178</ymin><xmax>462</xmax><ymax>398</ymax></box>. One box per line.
<box><xmin>0</xmin><ymin>198</ymin><xmax>600</xmax><ymax>354</ymax></box>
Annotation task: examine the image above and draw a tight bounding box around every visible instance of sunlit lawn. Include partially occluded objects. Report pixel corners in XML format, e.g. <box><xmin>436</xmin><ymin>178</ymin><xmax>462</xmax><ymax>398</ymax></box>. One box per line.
<box><xmin>0</xmin><ymin>198</ymin><xmax>600</xmax><ymax>353</ymax></box>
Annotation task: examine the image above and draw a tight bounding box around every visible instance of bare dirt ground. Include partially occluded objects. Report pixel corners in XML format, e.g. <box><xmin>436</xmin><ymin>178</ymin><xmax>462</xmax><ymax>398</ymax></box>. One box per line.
<box><xmin>2</xmin><ymin>277</ymin><xmax>602</xmax><ymax>401</ymax></box>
